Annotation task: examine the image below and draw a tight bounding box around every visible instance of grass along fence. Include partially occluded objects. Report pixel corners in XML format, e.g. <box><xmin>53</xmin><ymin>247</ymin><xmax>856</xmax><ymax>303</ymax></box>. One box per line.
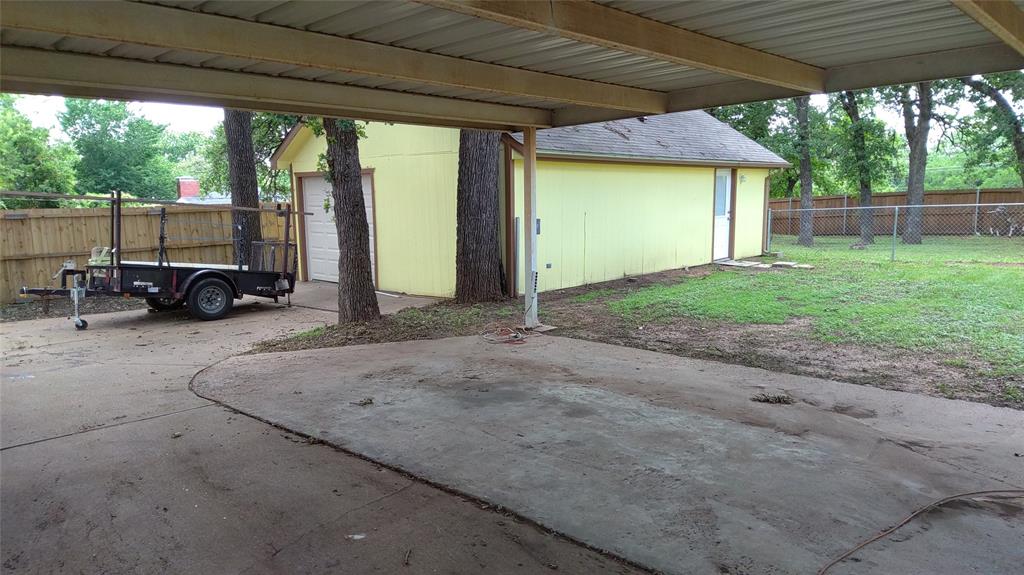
<box><xmin>768</xmin><ymin>187</ymin><xmax>1024</xmax><ymax>213</ymax></box>
<box><xmin>0</xmin><ymin>204</ymin><xmax>288</xmax><ymax>304</ymax></box>
<box><xmin>768</xmin><ymin>203</ymin><xmax>1024</xmax><ymax>263</ymax></box>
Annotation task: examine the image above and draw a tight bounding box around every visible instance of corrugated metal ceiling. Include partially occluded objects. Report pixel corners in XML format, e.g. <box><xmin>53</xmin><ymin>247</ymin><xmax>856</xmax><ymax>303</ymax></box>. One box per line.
<box><xmin>148</xmin><ymin>0</ymin><xmax>728</xmax><ymax>93</ymax></box>
<box><xmin>599</xmin><ymin>0</ymin><xmax>996</xmax><ymax>67</ymax></box>
<box><xmin>1</xmin><ymin>0</ymin><xmax>1016</xmax><ymax>127</ymax></box>
<box><xmin>138</xmin><ymin>0</ymin><xmax>1008</xmax><ymax>94</ymax></box>
<box><xmin>0</xmin><ymin>27</ymin><xmax>564</xmax><ymax>111</ymax></box>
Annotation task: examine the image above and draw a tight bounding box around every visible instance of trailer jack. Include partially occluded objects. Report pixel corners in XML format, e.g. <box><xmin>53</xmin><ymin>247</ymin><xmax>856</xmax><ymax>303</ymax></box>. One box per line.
<box><xmin>71</xmin><ymin>274</ymin><xmax>88</xmax><ymax>330</ymax></box>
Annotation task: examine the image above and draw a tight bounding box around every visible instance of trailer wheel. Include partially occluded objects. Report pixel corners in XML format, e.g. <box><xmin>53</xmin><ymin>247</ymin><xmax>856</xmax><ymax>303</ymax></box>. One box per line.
<box><xmin>146</xmin><ymin>297</ymin><xmax>185</xmax><ymax>312</ymax></box>
<box><xmin>187</xmin><ymin>277</ymin><xmax>234</xmax><ymax>321</ymax></box>
<box><xmin>74</xmin><ymin>318</ymin><xmax>88</xmax><ymax>330</ymax></box>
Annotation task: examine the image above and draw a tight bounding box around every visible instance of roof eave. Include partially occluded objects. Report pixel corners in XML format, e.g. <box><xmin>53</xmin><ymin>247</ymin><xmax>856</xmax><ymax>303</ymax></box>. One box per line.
<box><xmin>270</xmin><ymin>121</ymin><xmax>305</xmax><ymax>170</ymax></box>
<box><xmin>531</xmin><ymin>149</ymin><xmax>791</xmax><ymax>169</ymax></box>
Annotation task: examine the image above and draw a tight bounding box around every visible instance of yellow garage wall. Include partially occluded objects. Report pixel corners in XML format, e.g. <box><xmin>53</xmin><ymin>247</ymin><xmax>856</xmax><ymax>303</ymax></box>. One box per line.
<box><xmin>733</xmin><ymin>168</ymin><xmax>770</xmax><ymax>259</ymax></box>
<box><xmin>513</xmin><ymin>159</ymin><xmax>715</xmax><ymax>293</ymax></box>
<box><xmin>281</xmin><ymin>123</ymin><xmax>460</xmax><ymax>297</ymax></box>
<box><xmin>278</xmin><ymin>124</ymin><xmax>771</xmax><ymax>298</ymax></box>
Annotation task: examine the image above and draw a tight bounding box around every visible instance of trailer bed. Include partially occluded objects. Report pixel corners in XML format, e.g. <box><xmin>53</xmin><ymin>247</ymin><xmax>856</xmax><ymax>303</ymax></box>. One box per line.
<box><xmin>120</xmin><ymin>260</ymin><xmax>249</xmax><ymax>271</ymax></box>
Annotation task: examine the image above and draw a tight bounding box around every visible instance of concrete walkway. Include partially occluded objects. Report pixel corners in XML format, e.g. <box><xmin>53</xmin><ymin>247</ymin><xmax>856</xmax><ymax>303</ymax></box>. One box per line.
<box><xmin>289</xmin><ymin>279</ymin><xmax>438</xmax><ymax>315</ymax></box>
<box><xmin>194</xmin><ymin>335</ymin><xmax>1024</xmax><ymax>575</ymax></box>
<box><xmin>1</xmin><ymin>303</ymin><xmax>641</xmax><ymax>574</ymax></box>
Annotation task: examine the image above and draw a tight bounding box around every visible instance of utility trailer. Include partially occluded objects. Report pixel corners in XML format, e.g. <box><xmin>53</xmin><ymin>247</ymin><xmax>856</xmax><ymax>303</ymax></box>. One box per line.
<box><xmin>11</xmin><ymin>190</ymin><xmax>305</xmax><ymax>330</ymax></box>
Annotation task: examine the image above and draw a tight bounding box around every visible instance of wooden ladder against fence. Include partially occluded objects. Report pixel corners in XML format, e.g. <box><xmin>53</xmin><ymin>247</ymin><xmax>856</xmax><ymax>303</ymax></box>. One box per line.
<box><xmin>0</xmin><ymin>204</ymin><xmax>287</xmax><ymax>304</ymax></box>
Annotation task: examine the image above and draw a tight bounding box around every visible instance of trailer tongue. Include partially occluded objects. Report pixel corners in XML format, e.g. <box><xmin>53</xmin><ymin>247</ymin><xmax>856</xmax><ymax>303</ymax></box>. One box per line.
<box><xmin>12</xmin><ymin>190</ymin><xmax>305</xmax><ymax>329</ymax></box>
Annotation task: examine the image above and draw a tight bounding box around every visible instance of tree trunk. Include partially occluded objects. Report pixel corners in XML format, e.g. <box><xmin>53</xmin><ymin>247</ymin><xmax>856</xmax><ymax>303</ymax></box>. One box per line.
<box><xmin>223</xmin><ymin>109</ymin><xmax>262</xmax><ymax>265</ymax></box>
<box><xmin>454</xmin><ymin>130</ymin><xmax>505</xmax><ymax>303</ymax></box>
<box><xmin>840</xmin><ymin>91</ymin><xmax>875</xmax><ymax>244</ymax></box>
<box><xmin>961</xmin><ymin>76</ymin><xmax>1024</xmax><ymax>188</ymax></box>
<box><xmin>900</xmin><ymin>82</ymin><xmax>931</xmax><ymax>244</ymax></box>
<box><xmin>795</xmin><ymin>96</ymin><xmax>814</xmax><ymax>246</ymax></box>
<box><xmin>784</xmin><ymin>175</ymin><xmax>797</xmax><ymax>198</ymax></box>
<box><xmin>323</xmin><ymin>118</ymin><xmax>380</xmax><ymax>323</ymax></box>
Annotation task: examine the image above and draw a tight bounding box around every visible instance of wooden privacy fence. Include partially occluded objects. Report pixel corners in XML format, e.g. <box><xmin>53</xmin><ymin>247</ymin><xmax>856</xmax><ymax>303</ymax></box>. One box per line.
<box><xmin>0</xmin><ymin>204</ymin><xmax>287</xmax><ymax>304</ymax></box>
<box><xmin>769</xmin><ymin>188</ymin><xmax>1024</xmax><ymax>236</ymax></box>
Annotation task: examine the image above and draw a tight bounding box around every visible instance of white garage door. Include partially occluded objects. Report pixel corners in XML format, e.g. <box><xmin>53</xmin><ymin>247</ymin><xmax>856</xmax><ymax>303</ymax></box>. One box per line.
<box><xmin>301</xmin><ymin>174</ymin><xmax>375</xmax><ymax>284</ymax></box>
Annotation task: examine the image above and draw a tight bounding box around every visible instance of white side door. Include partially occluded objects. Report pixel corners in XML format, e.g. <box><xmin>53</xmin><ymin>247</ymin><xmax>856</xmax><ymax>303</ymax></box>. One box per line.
<box><xmin>713</xmin><ymin>168</ymin><xmax>732</xmax><ymax>261</ymax></box>
<box><xmin>301</xmin><ymin>174</ymin><xmax>375</xmax><ymax>284</ymax></box>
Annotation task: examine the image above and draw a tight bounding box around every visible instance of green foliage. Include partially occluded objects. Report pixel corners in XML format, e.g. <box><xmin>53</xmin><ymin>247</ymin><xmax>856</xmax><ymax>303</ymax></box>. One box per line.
<box><xmin>611</xmin><ymin>236</ymin><xmax>1024</xmax><ymax>377</ymax></box>
<box><xmin>711</xmin><ymin>98</ymin><xmax>843</xmax><ymax>197</ymax></box>
<box><xmin>196</xmin><ymin>112</ymin><xmax>297</xmax><ymax>200</ymax></box>
<box><xmin>825</xmin><ymin>91</ymin><xmax>903</xmax><ymax>192</ymax></box>
<box><xmin>0</xmin><ymin>95</ymin><xmax>78</xmax><ymax>208</ymax></box>
<box><xmin>957</xmin><ymin>71</ymin><xmax>1024</xmax><ymax>186</ymax></box>
<box><xmin>60</xmin><ymin>99</ymin><xmax>178</xmax><ymax>200</ymax></box>
<box><xmin>920</xmin><ymin>146</ymin><xmax>1019</xmax><ymax>190</ymax></box>
<box><xmin>308</xmin><ymin>118</ymin><xmax>369</xmax><ymax>185</ymax></box>
<box><xmin>713</xmin><ymin>75</ymin><xmax>1021</xmax><ymax>199</ymax></box>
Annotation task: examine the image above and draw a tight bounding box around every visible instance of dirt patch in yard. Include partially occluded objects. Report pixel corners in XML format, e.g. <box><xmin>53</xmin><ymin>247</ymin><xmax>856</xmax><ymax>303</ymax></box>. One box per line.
<box><xmin>554</xmin><ymin>312</ymin><xmax>1011</xmax><ymax>407</ymax></box>
<box><xmin>251</xmin><ymin>266</ymin><xmax>1021</xmax><ymax>409</ymax></box>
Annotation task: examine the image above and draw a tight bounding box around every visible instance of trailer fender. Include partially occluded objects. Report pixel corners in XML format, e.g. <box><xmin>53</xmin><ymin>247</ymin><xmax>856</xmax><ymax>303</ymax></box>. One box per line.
<box><xmin>179</xmin><ymin>270</ymin><xmax>240</xmax><ymax>299</ymax></box>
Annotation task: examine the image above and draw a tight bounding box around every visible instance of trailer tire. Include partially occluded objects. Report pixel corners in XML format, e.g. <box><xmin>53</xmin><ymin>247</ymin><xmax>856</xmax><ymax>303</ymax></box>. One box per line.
<box><xmin>146</xmin><ymin>297</ymin><xmax>185</xmax><ymax>312</ymax></box>
<box><xmin>187</xmin><ymin>277</ymin><xmax>234</xmax><ymax>321</ymax></box>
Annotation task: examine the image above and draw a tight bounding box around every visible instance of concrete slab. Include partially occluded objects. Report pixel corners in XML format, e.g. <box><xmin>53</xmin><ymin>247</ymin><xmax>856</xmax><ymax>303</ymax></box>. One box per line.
<box><xmin>289</xmin><ymin>280</ymin><xmax>439</xmax><ymax>315</ymax></box>
<box><xmin>1</xmin><ymin>403</ymin><xmax>639</xmax><ymax>574</ymax></box>
<box><xmin>194</xmin><ymin>336</ymin><xmax>1024</xmax><ymax>575</ymax></box>
<box><xmin>2</xmin><ymin>304</ymin><xmax>640</xmax><ymax>573</ymax></box>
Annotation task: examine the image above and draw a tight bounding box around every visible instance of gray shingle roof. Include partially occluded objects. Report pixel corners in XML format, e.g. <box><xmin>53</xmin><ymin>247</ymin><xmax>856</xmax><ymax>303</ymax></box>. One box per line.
<box><xmin>513</xmin><ymin>111</ymin><xmax>789</xmax><ymax>167</ymax></box>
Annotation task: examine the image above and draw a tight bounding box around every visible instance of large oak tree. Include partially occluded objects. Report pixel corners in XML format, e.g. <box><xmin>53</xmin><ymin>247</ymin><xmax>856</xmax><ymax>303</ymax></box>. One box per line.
<box><xmin>223</xmin><ymin>109</ymin><xmax>263</xmax><ymax>265</ymax></box>
<box><xmin>895</xmin><ymin>82</ymin><xmax>933</xmax><ymax>245</ymax></box>
<box><xmin>795</xmin><ymin>96</ymin><xmax>814</xmax><ymax>246</ymax></box>
<box><xmin>454</xmin><ymin>129</ymin><xmax>505</xmax><ymax>303</ymax></box>
<box><xmin>322</xmin><ymin>118</ymin><xmax>380</xmax><ymax>323</ymax></box>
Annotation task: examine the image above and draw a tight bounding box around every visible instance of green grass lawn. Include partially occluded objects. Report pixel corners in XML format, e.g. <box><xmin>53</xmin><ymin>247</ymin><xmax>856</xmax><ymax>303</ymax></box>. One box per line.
<box><xmin>770</xmin><ymin>234</ymin><xmax>1024</xmax><ymax>264</ymax></box>
<box><xmin>611</xmin><ymin>236</ymin><xmax>1024</xmax><ymax>382</ymax></box>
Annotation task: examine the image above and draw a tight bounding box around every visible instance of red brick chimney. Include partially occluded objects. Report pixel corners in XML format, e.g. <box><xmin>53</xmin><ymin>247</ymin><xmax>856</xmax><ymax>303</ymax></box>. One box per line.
<box><xmin>176</xmin><ymin>177</ymin><xmax>200</xmax><ymax>200</ymax></box>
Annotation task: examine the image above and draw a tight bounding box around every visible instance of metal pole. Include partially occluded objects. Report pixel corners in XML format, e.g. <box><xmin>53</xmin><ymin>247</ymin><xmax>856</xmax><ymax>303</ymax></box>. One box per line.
<box><xmin>157</xmin><ymin>207</ymin><xmax>167</xmax><ymax>266</ymax></box>
<box><xmin>842</xmin><ymin>195</ymin><xmax>848</xmax><ymax>235</ymax></box>
<box><xmin>788</xmin><ymin>197</ymin><xmax>793</xmax><ymax>235</ymax></box>
<box><xmin>766</xmin><ymin>208</ymin><xmax>773</xmax><ymax>253</ymax></box>
<box><xmin>523</xmin><ymin>127</ymin><xmax>539</xmax><ymax>328</ymax></box>
<box><xmin>113</xmin><ymin>189</ymin><xmax>122</xmax><ymax>267</ymax></box>
<box><xmin>973</xmin><ymin>187</ymin><xmax>981</xmax><ymax>235</ymax></box>
<box><xmin>109</xmin><ymin>192</ymin><xmax>115</xmax><ymax>255</ymax></box>
<box><xmin>282</xmin><ymin>202</ymin><xmax>291</xmax><ymax>277</ymax></box>
<box><xmin>236</xmin><ymin>225</ymin><xmax>243</xmax><ymax>271</ymax></box>
<box><xmin>891</xmin><ymin>206</ymin><xmax>899</xmax><ymax>262</ymax></box>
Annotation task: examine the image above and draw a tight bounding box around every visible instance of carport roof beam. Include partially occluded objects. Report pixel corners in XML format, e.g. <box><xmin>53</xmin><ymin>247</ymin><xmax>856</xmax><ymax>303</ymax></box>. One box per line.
<box><xmin>1</xmin><ymin>47</ymin><xmax>552</xmax><ymax>131</ymax></box>
<box><xmin>953</xmin><ymin>0</ymin><xmax>1024</xmax><ymax>56</ymax></box>
<box><xmin>0</xmin><ymin>0</ymin><xmax>666</xmax><ymax>115</ymax></box>
<box><xmin>419</xmin><ymin>0</ymin><xmax>825</xmax><ymax>93</ymax></box>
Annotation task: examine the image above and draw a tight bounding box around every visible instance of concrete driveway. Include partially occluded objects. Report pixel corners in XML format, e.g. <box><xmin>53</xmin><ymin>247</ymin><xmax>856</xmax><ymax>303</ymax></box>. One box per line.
<box><xmin>194</xmin><ymin>335</ymin><xmax>1024</xmax><ymax>575</ymax></box>
<box><xmin>289</xmin><ymin>279</ymin><xmax>438</xmax><ymax>315</ymax></box>
<box><xmin>1</xmin><ymin>301</ymin><xmax>642</xmax><ymax>574</ymax></box>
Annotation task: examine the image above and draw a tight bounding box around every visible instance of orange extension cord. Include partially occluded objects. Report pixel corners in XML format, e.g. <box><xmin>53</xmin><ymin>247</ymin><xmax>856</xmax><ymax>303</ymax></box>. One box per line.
<box><xmin>817</xmin><ymin>489</ymin><xmax>1024</xmax><ymax>574</ymax></box>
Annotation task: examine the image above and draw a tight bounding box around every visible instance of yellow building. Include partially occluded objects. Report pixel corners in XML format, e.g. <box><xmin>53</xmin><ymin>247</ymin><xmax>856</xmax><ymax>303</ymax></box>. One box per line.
<box><xmin>272</xmin><ymin>112</ymin><xmax>788</xmax><ymax>298</ymax></box>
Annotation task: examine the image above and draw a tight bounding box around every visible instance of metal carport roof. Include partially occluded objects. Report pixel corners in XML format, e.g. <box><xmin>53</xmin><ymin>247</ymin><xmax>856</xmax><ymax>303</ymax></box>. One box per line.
<box><xmin>3</xmin><ymin>0</ymin><xmax>1023</xmax><ymax>329</ymax></box>
<box><xmin>2</xmin><ymin>0</ymin><xmax>1023</xmax><ymax>130</ymax></box>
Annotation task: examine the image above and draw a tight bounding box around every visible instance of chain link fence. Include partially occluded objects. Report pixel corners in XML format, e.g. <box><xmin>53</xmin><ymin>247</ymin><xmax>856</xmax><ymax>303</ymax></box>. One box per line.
<box><xmin>767</xmin><ymin>203</ymin><xmax>1024</xmax><ymax>263</ymax></box>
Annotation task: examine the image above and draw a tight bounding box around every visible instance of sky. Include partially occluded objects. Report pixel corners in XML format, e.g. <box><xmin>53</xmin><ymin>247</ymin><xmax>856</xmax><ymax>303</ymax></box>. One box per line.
<box><xmin>14</xmin><ymin>95</ymin><xmax>225</xmax><ymax>140</ymax></box>
<box><xmin>12</xmin><ymin>92</ymin><xmax>969</xmax><ymax>146</ymax></box>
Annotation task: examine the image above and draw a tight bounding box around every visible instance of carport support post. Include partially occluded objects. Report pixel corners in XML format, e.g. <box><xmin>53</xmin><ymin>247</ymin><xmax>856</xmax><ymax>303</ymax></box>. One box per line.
<box><xmin>523</xmin><ymin>126</ymin><xmax>539</xmax><ymax>329</ymax></box>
